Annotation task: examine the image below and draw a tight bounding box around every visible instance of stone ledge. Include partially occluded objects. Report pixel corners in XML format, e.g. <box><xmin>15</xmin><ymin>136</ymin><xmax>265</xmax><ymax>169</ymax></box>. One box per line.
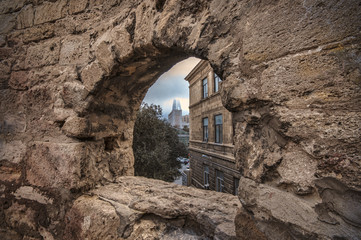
<box><xmin>65</xmin><ymin>176</ymin><xmax>241</xmax><ymax>239</ymax></box>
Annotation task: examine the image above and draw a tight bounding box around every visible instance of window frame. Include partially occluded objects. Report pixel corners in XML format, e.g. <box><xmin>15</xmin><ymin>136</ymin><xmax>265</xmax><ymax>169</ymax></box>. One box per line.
<box><xmin>202</xmin><ymin>117</ymin><xmax>208</xmax><ymax>142</ymax></box>
<box><xmin>202</xmin><ymin>77</ymin><xmax>208</xmax><ymax>99</ymax></box>
<box><xmin>214</xmin><ymin>73</ymin><xmax>221</xmax><ymax>93</ymax></box>
<box><xmin>216</xmin><ymin>170</ymin><xmax>224</xmax><ymax>192</ymax></box>
<box><xmin>204</xmin><ymin>165</ymin><xmax>209</xmax><ymax>188</ymax></box>
<box><xmin>214</xmin><ymin>114</ymin><xmax>223</xmax><ymax>144</ymax></box>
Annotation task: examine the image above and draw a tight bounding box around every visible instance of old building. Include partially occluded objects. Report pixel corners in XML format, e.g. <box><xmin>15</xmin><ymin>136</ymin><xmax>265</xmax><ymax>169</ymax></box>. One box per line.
<box><xmin>185</xmin><ymin>60</ymin><xmax>241</xmax><ymax>195</ymax></box>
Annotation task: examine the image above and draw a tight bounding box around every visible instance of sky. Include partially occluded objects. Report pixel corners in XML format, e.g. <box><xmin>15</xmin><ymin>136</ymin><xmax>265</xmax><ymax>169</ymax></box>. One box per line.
<box><xmin>142</xmin><ymin>57</ymin><xmax>201</xmax><ymax>119</ymax></box>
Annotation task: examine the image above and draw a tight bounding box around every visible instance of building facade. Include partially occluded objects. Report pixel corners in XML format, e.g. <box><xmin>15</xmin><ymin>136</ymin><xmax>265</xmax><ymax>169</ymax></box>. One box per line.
<box><xmin>185</xmin><ymin>60</ymin><xmax>241</xmax><ymax>195</ymax></box>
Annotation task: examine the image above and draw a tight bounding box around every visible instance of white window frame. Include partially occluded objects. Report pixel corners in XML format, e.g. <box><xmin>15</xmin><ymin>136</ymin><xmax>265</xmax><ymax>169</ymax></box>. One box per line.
<box><xmin>216</xmin><ymin>170</ymin><xmax>224</xmax><ymax>192</ymax></box>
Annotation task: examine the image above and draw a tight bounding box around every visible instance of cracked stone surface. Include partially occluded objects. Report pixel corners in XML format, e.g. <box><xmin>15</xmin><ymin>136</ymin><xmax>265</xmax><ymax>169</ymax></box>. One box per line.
<box><xmin>0</xmin><ymin>0</ymin><xmax>360</xmax><ymax>239</ymax></box>
<box><xmin>64</xmin><ymin>176</ymin><xmax>241</xmax><ymax>240</ymax></box>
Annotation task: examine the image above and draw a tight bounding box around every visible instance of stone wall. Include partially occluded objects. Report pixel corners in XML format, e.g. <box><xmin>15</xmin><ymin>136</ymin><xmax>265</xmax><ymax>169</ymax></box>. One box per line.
<box><xmin>0</xmin><ymin>0</ymin><xmax>360</xmax><ymax>239</ymax></box>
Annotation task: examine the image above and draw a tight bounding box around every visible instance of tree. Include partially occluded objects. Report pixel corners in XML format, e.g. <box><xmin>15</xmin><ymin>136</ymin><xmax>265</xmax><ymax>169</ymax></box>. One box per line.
<box><xmin>182</xmin><ymin>125</ymin><xmax>189</xmax><ymax>132</ymax></box>
<box><xmin>133</xmin><ymin>104</ymin><xmax>188</xmax><ymax>182</ymax></box>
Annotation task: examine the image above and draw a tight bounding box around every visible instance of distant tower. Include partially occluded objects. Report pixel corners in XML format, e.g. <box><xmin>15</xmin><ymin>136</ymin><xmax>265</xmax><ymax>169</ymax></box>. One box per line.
<box><xmin>172</xmin><ymin>99</ymin><xmax>182</xmax><ymax>111</ymax></box>
<box><xmin>168</xmin><ymin>99</ymin><xmax>183</xmax><ymax>128</ymax></box>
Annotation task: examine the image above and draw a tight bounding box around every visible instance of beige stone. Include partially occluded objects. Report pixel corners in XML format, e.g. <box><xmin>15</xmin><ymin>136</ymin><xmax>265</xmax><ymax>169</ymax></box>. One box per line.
<box><xmin>0</xmin><ymin>140</ymin><xmax>26</xmax><ymax>164</ymax></box>
<box><xmin>68</xmin><ymin>0</ymin><xmax>88</xmax><ymax>14</ymax></box>
<box><xmin>64</xmin><ymin>195</ymin><xmax>121</xmax><ymax>240</ymax></box>
<box><xmin>26</xmin><ymin>142</ymin><xmax>84</xmax><ymax>188</ymax></box>
<box><xmin>1</xmin><ymin>113</ymin><xmax>26</xmax><ymax>134</ymax></box>
<box><xmin>94</xmin><ymin>40</ymin><xmax>116</xmax><ymax>74</ymax></box>
<box><xmin>66</xmin><ymin>176</ymin><xmax>241</xmax><ymax>239</ymax></box>
<box><xmin>238</xmin><ymin>177</ymin><xmax>361</xmax><ymax>239</ymax></box>
<box><xmin>80</xmin><ymin>61</ymin><xmax>105</xmax><ymax>92</ymax></box>
<box><xmin>25</xmin><ymin>39</ymin><xmax>60</xmax><ymax>68</ymax></box>
<box><xmin>16</xmin><ymin>5</ymin><xmax>34</xmax><ymax>29</ymax></box>
<box><xmin>0</xmin><ymin>0</ymin><xmax>26</xmax><ymax>14</ymax></box>
<box><xmin>61</xmin><ymin>81</ymin><xmax>89</xmax><ymax>111</ymax></box>
<box><xmin>62</xmin><ymin>116</ymin><xmax>92</xmax><ymax>138</ymax></box>
<box><xmin>0</xmin><ymin>14</ymin><xmax>16</xmax><ymax>34</ymax></box>
<box><xmin>0</xmin><ymin>165</ymin><xmax>21</xmax><ymax>183</ymax></box>
<box><xmin>34</xmin><ymin>0</ymin><xmax>67</xmax><ymax>25</ymax></box>
<box><xmin>9</xmin><ymin>71</ymin><xmax>28</xmax><ymax>90</ymax></box>
<box><xmin>59</xmin><ymin>35</ymin><xmax>89</xmax><ymax>66</ymax></box>
<box><xmin>4</xmin><ymin>203</ymin><xmax>37</xmax><ymax>231</ymax></box>
<box><xmin>16</xmin><ymin>24</ymin><xmax>55</xmax><ymax>43</ymax></box>
<box><xmin>13</xmin><ymin>186</ymin><xmax>53</xmax><ymax>204</ymax></box>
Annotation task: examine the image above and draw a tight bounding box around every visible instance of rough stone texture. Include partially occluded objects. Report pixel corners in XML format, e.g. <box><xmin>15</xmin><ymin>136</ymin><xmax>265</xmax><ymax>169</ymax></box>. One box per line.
<box><xmin>0</xmin><ymin>0</ymin><xmax>360</xmax><ymax>239</ymax></box>
<box><xmin>65</xmin><ymin>176</ymin><xmax>241</xmax><ymax>239</ymax></box>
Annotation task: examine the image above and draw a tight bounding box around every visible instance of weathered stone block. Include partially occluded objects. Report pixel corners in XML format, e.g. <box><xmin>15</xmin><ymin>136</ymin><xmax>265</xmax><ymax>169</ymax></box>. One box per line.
<box><xmin>68</xmin><ymin>0</ymin><xmax>88</xmax><ymax>14</ymax></box>
<box><xmin>8</xmin><ymin>24</ymin><xmax>55</xmax><ymax>44</ymax></box>
<box><xmin>94</xmin><ymin>40</ymin><xmax>116</xmax><ymax>74</ymax></box>
<box><xmin>27</xmin><ymin>65</ymin><xmax>77</xmax><ymax>87</ymax></box>
<box><xmin>0</xmin><ymin>47</ymin><xmax>12</xmax><ymax>60</ymax></box>
<box><xmin>59</xmin><ymin>35</ymin><xmax>89</xmax><ymax>66</ymax></box>
<box><xmin>64</xmin><ymin>195</ymin><xmax>121</xmax><ymax>240</ymax></box>
<box><xmin>21</xmin><ymin>86</ymin><xmax>53</xmax><ymax>111</ymax></box>
<box><xmin>8</xmin><ymin>46</ymin><xmax>26</xmax><ymax>70</ymax></box>
<box><xmin>65</xmin><ymin>177</ymin><xmax>241</xmax><ymax>239</ymax></box>
<box><xmin>9</xmin><ymin>71</ymin><xmax>28</xmax><ymax>90</ymax></box>
<box><xmin>62</xmin><ymin>116</ymin><xmax>92</xmax><ymax>138</ymax></box>
<box><xmin>0</xmin><ymin>61</ymin><xmax>10</xmax><ymax>75</ymax></box>
<box><xmin>26</xmin><ymin>142</ymin><xmax>84</xmax><ymax>189</ymax></box>
<box><xmin>4</xmin><ymin>203</ymin><xmax>37</xmax><ymax>232</ymax></box>
<box><xmin>34</xmin><ymin>0</ymin><xmax>67</xmax><ymax>25</ymax></box>
<box><xmin>238</xmin><ymin>177</ymin><xmax>361</xmax><ymax>239</ymax></box>
<box><xmin>0</xmin><ymin>35</ymin><xmax>5</xmax><ymax>47</ymax></box>
<box><xmin>277</xmin><ymin>144</ymin><xmax>317</xmax><ymax>194</ymax></box>
<box><xmin>0</xmin><ymin>14</ymin><xmax>16</xmax><ymax>34</ymax></box>
<box><xmin>0</xmin><ymin>0</ymin><xmax>26</xmax><ymax>14</ymax></box>
<box><xmin>16</xmin><ymin>5</ymin><xmax>34</xmax><ymax>29</ymax></box>
<box><xmin>25</xmin><ymin>39</ymin><xmax>60</xmax><ymax>68</ymax></box>
<box><xmin>0</xmin><ymin>140</ymin><xmax>26</xmax><ymax>164</ymax></box>
<box><xmin>0</xmin><ymin>113</ymin><xmax>26</xmax><ymax>134</ymax></box>
<box><xmin>242</xmin><ymin>0</ymin><xmax>361</xmax><ymax>64</ymax></box>
<box><xmin>0</xmin><ymin>164</ymin><xmax>21</xmax><ymax>183</ymax></box>
<box><xmin>13</xmin><ymin>186</ymin><xmax>53</xmax><ymax>204</ymax></box>
<box><xmin>61</xmin><ymin>81</ymin><xmax>89</xmax><ymax>109</ymax></box>
<box><xmin>80</xmin><ymin>61</ymin><xmax>105</xmax><ymax>92</ymax></box>
<box><xmin>109</xmin><ymin>21</ymin><xmax>133</xmax><ymax>61</ymax></box>
<box><xmin>0</xmin><ymin>75</ymin><xmax>9</xmax><ymax>89</ymax></box>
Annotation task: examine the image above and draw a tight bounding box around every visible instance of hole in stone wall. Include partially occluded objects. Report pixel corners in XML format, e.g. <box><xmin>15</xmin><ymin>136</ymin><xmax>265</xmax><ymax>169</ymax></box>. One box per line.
<box><xmin>54</xmin><ymin>120</ymin><xmax>65</xmax><ymax>128</ymax></box>
<box><xmin>104</xmin><ymin>137</ymin><xmax>117</xmax><ymax>152</ymax></box>
<box><xmin>133</xmin><ymin>57</ymin><xmax>200</xmax><ymax>183</ymax></box>
<box><xmin>155</xmin><ymin>0</ymin><xmax>167</xmax><ymax>12</ymax></box>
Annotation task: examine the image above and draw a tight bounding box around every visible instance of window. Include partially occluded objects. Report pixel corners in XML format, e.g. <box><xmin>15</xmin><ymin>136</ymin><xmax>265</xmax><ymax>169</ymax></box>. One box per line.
<box><xmin>216</xmin><ymin>170</ymin><xmax>224</xmax><ymax>192</ymax></box>
<box><xmin>204</xmin><ymin>166</ymin><xmax>209</xmax><ymax>189</ymax></box>
<box><xmin>234</xmin><ymin>178</ymin><xmax>239</xmax><ymax>195</ymax></box>
<box><xmin>202</xmin><ymin>78</ymin><xmax>208</xmax><ymax>99</ymax></box>
<box><xmin>203</xmin><ymin>118</ymin><xmax>208</xmax><ymax>142</ymax></box>
<box><xmin>214</xmin><ymin>114</ymin><xmax>223</xmax><ymax>143</ymax></box>
<box><xmin>214</xmin><ymin>73</ymin><xmax>221</xmax><ymax>92</ymax></box>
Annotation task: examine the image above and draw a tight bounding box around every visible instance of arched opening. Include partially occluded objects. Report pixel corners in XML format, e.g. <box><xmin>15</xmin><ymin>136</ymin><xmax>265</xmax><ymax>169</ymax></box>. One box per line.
<box><xmin>132</xmin><ymin>57</ymin><xmax>199</xmax><ymax>182</ymax></box>
<box><xmin>62</xmin><ymin>47</ymin><xmax>243</xmax><ymax>238</ymax></box>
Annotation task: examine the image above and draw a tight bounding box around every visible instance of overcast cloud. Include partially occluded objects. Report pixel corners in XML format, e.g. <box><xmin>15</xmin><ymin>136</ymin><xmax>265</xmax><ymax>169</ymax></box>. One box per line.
<box><xmin>143</xmin><ymin>57</ymin><xmax>201</xmax><ymax>119</ymax></box>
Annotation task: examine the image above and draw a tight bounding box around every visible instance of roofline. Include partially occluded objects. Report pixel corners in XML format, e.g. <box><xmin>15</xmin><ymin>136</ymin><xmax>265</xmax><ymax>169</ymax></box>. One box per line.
<box><xmin>184</xmin><ymin>59</ymin><xmax>208</xmax><ymax>81</ymax></box>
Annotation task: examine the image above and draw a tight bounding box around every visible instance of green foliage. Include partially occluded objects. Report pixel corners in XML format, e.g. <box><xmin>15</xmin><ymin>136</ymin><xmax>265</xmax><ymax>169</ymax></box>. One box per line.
<box><xmin>182</xmin><ymin>125</ymin><xmax>189</xmax><ymax>132</ymax></box>
<box><xmin>133</xmin><ymin>104</ymin><xmax>188</xmax><ymax>182</ymax></box>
